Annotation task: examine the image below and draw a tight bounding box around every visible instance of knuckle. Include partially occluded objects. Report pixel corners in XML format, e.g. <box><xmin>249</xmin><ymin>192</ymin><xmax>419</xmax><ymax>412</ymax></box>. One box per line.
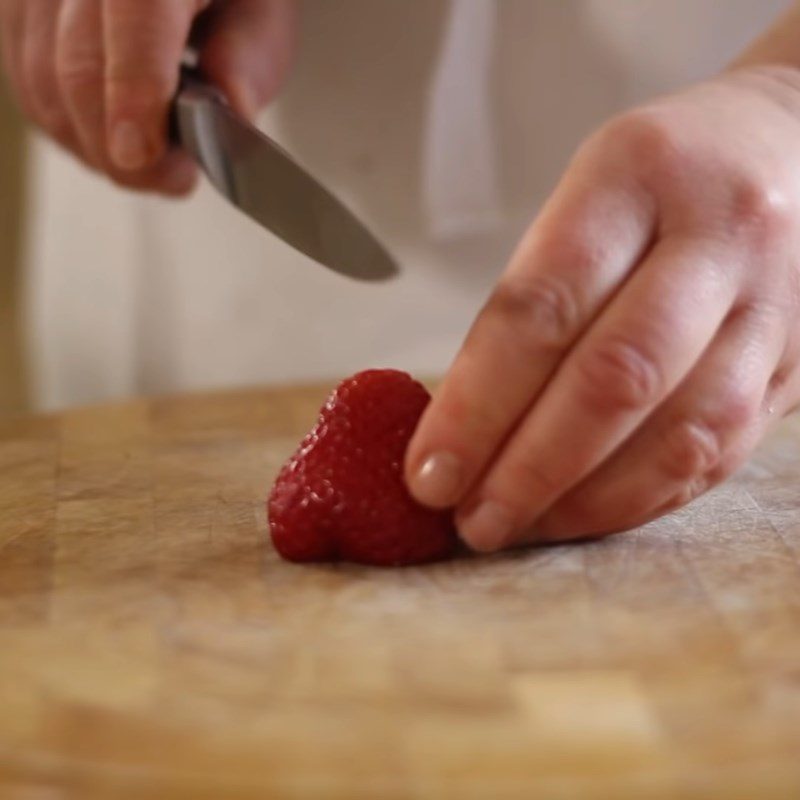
<box><xmin>736</xmin><ymin>298</ymin><xmax>787</xmax><ymax>331</ymax></box>
<box><xmin>767</xmin><ymin>364</ymin><xmax>792</xmax><ymax>399</ymax></box>
<box><xmin>483</xmin><ymin>274</ymin><xmax>581</xmax><ymax>352</ymax></box>
<box><xmin>540</xmin><ymin>234</ymin><xmax>606</xmax><ymax>278</ymax></box>
<box><xmin>600</xmin><ymin>110</ymin><xmax>687</xmax><ymax>181</ymax></box>
<box><xmin>575</xmin><ymin>337</ymin><xmax>664</xmax><ymax>414</ymax></box>
<box><xmin>420</xmin><ymin>380</ymin><xmax>488</xmax><ymax>445</ymax></box>
<box><xmin>714</xmin><ymin>387</ymin><xmax>759</xmax><ymax>433</ymax></box>
<box><xmin>660</xmin><ymin>419</ymin><xmax>722</xmax><ymax>482</ymax></box>
<box><xmin>724</xmin><ymin>175</ymin><xmax>794</xmax><ymax>242</ymax></box>
<box><xmin>660</xmin><ymin>386</ymin><xmax>759</xmax><ymax>485</ymax></box>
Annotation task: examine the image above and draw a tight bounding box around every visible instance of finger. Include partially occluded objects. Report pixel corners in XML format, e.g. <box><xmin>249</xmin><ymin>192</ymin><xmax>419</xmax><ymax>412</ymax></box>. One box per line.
<box><xmin>103</xmin><ymin>0</ymin><xmax>202</xmax><ymax>172</ymax></box>
<box><xmin>405</xmin><ymin>158</ymin><xmax>656</xmax><ymax>510</ymax></box>
<box><xmin>55</xmin><ymin>0</ymin><xmax>106</xmax><ymax>167</ymax></box>
<box><xmin>536</xmin><ymin>300</ymin><xmax>787</xmax><ymax>540</ymax></box>
<box><xmin>23</xmin><ymin>0</ymin><xmax>78</xmax><ymax>151</ymax></box>
<box><xmin>197</xmin><ymin>0</ymin><xmax>298</xmax><ymax>118</ymax></box>
<box><xmin>109</xmin><ymin>148</ymin><xmax>198</xmax><ymax>196</ymax></box>
<box><xmin>456</xmin><ymin>235</ymin><xmax>742</xmax><ymax>552</ymax></box>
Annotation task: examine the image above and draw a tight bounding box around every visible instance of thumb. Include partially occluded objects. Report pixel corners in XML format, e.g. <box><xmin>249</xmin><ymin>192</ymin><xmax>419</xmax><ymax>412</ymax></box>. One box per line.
<box><xmin>198</xmin><ymin>0</ymin><xmax>298</xmax><ymax>120</ymax></box>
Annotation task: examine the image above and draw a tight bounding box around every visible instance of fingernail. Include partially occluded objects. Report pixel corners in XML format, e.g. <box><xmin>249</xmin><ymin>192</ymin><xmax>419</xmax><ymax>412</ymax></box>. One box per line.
<box><xmin>410</xmin><ymin>451</ymin><xmax>463</xmax><ymax>508</ymax></box>
<box><xmin>458</xmin><ymin>500</ymin><xmax>516</xmax><ymax>553</ymax></box>
<box><xmin>110</xmin><ymin>120</ymin><xmax>149</xmax><ymax>171</ymax></box>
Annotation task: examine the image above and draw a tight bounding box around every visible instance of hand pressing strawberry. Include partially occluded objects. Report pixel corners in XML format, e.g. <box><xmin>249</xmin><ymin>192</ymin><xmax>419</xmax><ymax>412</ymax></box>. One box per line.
<box><xmin>268</xmin><ymin>370</ymin><xmax>459</xmax><ymax>567</ymax></box>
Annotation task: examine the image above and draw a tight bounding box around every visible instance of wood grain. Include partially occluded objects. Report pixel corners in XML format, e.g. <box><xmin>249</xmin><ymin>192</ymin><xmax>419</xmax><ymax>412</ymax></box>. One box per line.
<box><xmin>1</xmin><ymin>383</ymin><xmax>799</xmax><ymax>799</ymax></box>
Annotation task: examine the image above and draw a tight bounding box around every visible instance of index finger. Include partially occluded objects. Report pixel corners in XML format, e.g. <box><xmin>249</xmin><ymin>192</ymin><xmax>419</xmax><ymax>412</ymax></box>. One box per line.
<box><xmin>103</xmin><ymin>0</ymin><xmax>208</xmax><ymax>171</ymax></box>
<box><xmin>405</xmin><ymin>159</ymin><xmax>655</xmax><ymax>510</ymax></box>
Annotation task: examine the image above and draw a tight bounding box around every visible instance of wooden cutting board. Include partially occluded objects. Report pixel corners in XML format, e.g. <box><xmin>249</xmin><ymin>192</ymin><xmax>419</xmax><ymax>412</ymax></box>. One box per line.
<box><xmin>1</xmin><ymin>383</ymin><xmax>799</xmax><ymax>799</ymax></box>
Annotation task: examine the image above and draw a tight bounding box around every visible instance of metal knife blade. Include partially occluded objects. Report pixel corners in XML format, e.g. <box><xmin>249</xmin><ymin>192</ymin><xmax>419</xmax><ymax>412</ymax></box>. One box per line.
<box><xmin>171</xmin><ymin>71</ymin><xmax>398</xmax><ymax>282</ymax></box>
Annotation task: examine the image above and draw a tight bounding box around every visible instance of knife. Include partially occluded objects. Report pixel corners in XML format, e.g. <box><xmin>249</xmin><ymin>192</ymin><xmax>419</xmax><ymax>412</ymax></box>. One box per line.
<box><xmin>171</xmin><ymin>68</ymin><xmax>398</xmax><ymax>282</ymax></box>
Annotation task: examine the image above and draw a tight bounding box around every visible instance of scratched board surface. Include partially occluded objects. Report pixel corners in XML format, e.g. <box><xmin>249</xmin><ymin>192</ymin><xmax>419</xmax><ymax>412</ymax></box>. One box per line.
<box><xmin>0</xmin><ymin>384</ymin><xmax>799</xmax><ymax>799</ymax></box>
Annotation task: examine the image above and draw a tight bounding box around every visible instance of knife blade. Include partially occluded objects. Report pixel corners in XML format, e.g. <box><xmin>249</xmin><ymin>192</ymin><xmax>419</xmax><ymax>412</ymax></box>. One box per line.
<box><xmin>171</xmin><ymin>70</ymin><xmax>398</xmax><ymax>282</ymax></box>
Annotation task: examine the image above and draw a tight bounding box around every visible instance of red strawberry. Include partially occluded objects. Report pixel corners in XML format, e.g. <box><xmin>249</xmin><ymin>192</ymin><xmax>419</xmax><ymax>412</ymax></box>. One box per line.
<box><xmin>268</xmin><ymin>369</ymin><xmax>459</xmax><ymax>566</ymax></box>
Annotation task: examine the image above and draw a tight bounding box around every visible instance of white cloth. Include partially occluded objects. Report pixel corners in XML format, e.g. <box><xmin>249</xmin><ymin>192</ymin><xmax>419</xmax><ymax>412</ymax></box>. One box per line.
<box><xmin>423</xmin><ymin>0</ymin><xmax>501</xmax><ymax>240</ymax></box>
<box><xmin>24</xmin><ymin>0</ymin><xmax>790</xmax><ymax>411</ymax></box>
